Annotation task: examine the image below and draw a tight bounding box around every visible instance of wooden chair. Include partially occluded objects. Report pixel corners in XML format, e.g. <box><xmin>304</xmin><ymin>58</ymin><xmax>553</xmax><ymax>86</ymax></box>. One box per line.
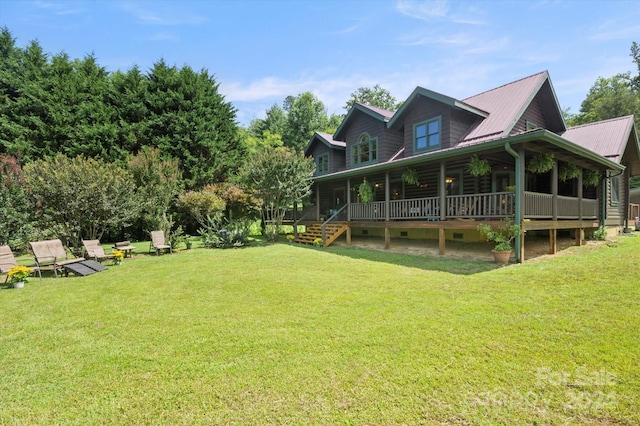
<box><xmin>29</xmin><ymin>239</ymin><xmax>85</xmax><ymax>278</ymax></box>
<box><xmin>1</xmin><ymin>245</ymin><xmax>40</xmax><ymax>282</ymax></box>
<box><xmin>149</xmin><ymin>231</ymin><xmax>172</xmax><ymax>255</ymax></box>
<box><xmin>82</xmin><ymin>239</ymin><xmax>115</xmax><ymax>262</ymax></box>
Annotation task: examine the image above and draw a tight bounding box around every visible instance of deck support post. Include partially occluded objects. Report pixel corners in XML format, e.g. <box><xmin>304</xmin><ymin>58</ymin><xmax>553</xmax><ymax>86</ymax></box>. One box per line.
<box><xmin>575</xmin><ymin>228</ymin><xmax>584</xmax><ymax>246</ymax></box>
<box><xmin>438</xmin><ymin>227</ymin><xmax>446</xmax><ymax>255</ymax></box>
<box><xmin>384</xmin><ymin>227</ymin><xmax>391</xmax><ymax>249</ymax></box>
<box><xmin>549</xmin><ymin>229</ymin><xmax>557</xmax><ymax>254</ymax></box>
<box><xmin>346</xmin><ymin>226</ymin><xmax>351</xmax><ymax>245</ymax></box>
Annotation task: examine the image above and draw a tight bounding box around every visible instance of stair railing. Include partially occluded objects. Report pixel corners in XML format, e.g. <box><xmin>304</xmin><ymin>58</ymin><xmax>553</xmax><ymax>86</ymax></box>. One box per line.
<box><xmin>321</xmin><ymin>204</ymin><xmax>348</xmax><ymax>246</ymax></box>
<box><xmin>292</xmin><ymin>212</ymin><xmax>310</xmax><ymax>238</ymax></box>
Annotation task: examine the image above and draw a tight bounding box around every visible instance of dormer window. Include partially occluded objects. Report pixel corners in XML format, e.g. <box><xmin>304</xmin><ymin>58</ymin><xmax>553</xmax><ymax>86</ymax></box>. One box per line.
<box><xmin>316</xmin><ymin>153</ymin><xmax>329</xmax><ymax>175</ymax></box>
<box><xmin>351</xmin><ymin>133</ymin><xmax>378</xmax><ymax>166</ymax></box>
<box><xmin>414</xmin><ymin>117</ymin><xmax>441</xmax><ymax>152</ymax></box>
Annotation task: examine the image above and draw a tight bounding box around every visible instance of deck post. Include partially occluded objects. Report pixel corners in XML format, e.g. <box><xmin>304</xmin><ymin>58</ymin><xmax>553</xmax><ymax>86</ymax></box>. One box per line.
<box><xmin>577</xmin><ymin>170</ymin><xmax>583</xmax><ymax>220</ymax></box>
<box><xmin>549</xmin><ymin>229</ymin><xmax>557</xmax><ymax>254</ymax></box>
<box><xmin>385</xmin><ymin>171</ymin><xmax>390</xmax><ymax>222</ymax></box>
<box><xmin>552</xmin><ymin>163</ymin><xmax>558</xmax><ymax>220</ymax></box>
<box><xmin>439</xmin><ymin>161</ymin><xmax>446</xmax><ymax>220</ymax></box>
<box><xmin>438</xmin><ymin>227</ymin><xmax>446</xmax><ymax>255</ymax></box>
<box><xmin>347</xmin><ymin>178</ymin><xmax>351</xmax><ymax>222</ymax></box>
<box><xmin>346</xmin><ymin>226</ymin><xmax>351</xmax><ymax>245</ymax></box>
<box><xmin>384</xmin><ymin>227</ymin><xmax>391</xmax><ymax>249</ymax></box>
<box><xmin>575</xmin><ymin>228</ymin><xmax>583</xmax><ymax>246</ymax></box>
<box><xmin>316</xmin><ymin>185</ymin><xmax>321</xmax><ymax>221</ymax></box>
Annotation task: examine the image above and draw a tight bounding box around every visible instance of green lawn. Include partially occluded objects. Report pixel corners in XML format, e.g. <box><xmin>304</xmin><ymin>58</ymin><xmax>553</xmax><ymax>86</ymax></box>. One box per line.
<box><xmin>1</xmin><ymin>237</ymin><xmax>638</xmax><ymax>425</ymax></box>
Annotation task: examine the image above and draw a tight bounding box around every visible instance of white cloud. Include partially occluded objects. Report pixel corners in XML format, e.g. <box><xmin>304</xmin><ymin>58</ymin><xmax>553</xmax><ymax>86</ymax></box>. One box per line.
<box><xmin>396</xmin><ymin>0</ymin><xmax>449</xmax><ymax>21</ymax></box>
<box><xmin>120</xmin><ymin>2</ymin><xmax>208</xmax><ymax>26</ymax></box>
<box><xmin>34</xmin><ymin>0</ymin><xmax>85</xmax><ymax>15</ymax></box>
<box><xmin>328</xmin><ymin>23</ymin><xmax>361</xmax><ymax>36</ymax></box>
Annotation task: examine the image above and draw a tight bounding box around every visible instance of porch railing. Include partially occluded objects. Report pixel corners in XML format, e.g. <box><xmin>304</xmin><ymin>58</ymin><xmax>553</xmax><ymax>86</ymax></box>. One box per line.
<box><xmin>524</xmin><ymin>192</ymin><xmax>598</xmax><ymax>219</ymax></box>
<box><xmin>346</xmin><ymin>191</ymin><xmax>597</xmax><ymax>221</ymax></box>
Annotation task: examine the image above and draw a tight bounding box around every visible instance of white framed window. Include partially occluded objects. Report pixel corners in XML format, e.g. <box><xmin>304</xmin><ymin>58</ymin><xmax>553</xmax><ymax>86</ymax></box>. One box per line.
<box><xmin>351</xmin><ymin>133</ymin><xmax>378</xmax><ymax>166</ymax></box>
<box><xmin>414</xmin><ymin>117</ymin><xmax>441</xmax><ymax>152</ymax></box>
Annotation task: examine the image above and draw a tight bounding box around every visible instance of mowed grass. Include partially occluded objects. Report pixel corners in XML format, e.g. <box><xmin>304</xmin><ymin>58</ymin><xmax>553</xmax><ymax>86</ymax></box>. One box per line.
<box><xmin>1</xmin><ymin>237</ymin><xmax>639</xmax><ymax>425</ymax></box>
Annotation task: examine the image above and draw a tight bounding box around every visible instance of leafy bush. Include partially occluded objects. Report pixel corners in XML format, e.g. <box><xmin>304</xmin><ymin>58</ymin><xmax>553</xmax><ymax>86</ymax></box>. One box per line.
<box><xmin>591</xmin><ymin>226</ymin><xmax>607</xmax><ymax>241</ymax></box>
<box><xmin>0</xmin><ymin>155</ymin><xmax>32</xmax><ymax>249</ymax></box>
<box><xmin>198</xmin><ymin>214</ymin><xmax>251</xmax><ymax>249</ymax></box>
<box><xmin>24</xmin><ymin>154</ymin><xmax>139</xmax><ymax>249</ymax></box>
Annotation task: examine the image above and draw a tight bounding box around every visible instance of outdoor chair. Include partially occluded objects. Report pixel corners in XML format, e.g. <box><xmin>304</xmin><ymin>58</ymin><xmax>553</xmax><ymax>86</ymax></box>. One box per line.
<box><xmin>29</xmin><ymin>239</ymin><xmax>86</xmax><ymax>278</ymax></box>
<box><xmin>82</xmin><ymin>239</ymin><xmax>115</xmax><ymax>262</ymax></box>
<box><xmin>149</xmin><ymin>231</ymin><xmax>172</xmax><ymax>255</ymax></box>
<box><xmin>0</xmin><ymin>245</ymin><xmax>40</xmax><ymax>283</ymax></box>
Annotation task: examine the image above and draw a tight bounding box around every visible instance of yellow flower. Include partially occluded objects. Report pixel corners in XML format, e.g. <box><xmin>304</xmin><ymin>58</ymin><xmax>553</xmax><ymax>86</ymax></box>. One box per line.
<box><xmin>112</xmin><ymin>250</ymin><xmax>125</xmax><ymax>261</ymax></box>
<box><xmin>7</xmin><ymin>265</ymin><xmax>33</xmax><ymax>283</ymax></box>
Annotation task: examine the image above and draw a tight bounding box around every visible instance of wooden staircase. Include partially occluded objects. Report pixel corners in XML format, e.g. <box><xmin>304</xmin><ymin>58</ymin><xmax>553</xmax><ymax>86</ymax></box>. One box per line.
<box><xmin>295</xmin><ymin>222</ymin><xmax>348</xmax><ymax>247</ymax></box>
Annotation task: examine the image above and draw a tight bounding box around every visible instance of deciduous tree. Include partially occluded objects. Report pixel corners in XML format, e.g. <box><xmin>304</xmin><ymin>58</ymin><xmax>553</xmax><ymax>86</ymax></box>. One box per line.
<box><xmin>127</xmin><ymin>146</ymin><xmax>182</xmax><ymax>232</ymax></box>
<box><xmin>23</xmin><ymin>154</ymin><xmax>138</xmax><ymax>248</ymax></box>
<box><xmin>344</xmin><ymin>84</ymin><xmax>400</xmax><ymax>112</ymax></box>
<box><xmin>237</xmin><ymin>147</ymin><xmax>315</xmax><ymax>242</ymax></box>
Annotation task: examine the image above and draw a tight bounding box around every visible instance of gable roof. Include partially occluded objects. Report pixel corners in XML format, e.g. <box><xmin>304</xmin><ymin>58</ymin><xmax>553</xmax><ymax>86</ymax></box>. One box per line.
<box><xmin>334</xmin><ymin>103</ymin><xmax>394</xmax><ymax>140</ymax></box>
<box><xmin>459</xmin><ymin>70</ymin><xmax>566</xmax><ymax>145</ymax></box>
<box><xmin>561</xmin><ymin>116</ymin><xmax>639</xmax><ymax>172</ymax></box>
<box><xmin>304</xmin><ymin>131</ymin><xmax>345</xmax><ymax>155</ymax></box>
<box><xmin>387</xmin><ymin>86</ymin><xmax>488</xmax><ymax>129</ymax></box>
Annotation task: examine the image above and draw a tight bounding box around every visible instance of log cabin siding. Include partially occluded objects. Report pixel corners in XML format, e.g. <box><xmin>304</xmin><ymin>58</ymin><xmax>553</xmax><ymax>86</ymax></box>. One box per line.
<box><xmin>450</xmin><ymin>109</ymin><xmax>482</xmax><ymax>144</ymax></box>
<box><xmin>605</xmin><ymin>171</ymin><xmax>626</xmax><ymax>223</ymax></box>
<box><xmin>331</xmin><ymin>148</ymin><xmax>346</xmax><ymax>173</ymax></box>
<box><xmin>512</xmin><ymin>97</ymin><xmax>546</xmax><ymax>135</ymax></box>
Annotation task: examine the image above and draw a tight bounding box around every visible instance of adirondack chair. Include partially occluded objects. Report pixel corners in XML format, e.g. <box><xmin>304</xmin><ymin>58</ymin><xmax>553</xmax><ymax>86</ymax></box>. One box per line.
<box><xmin>82</xmin><ymin>239</ymin><xmax>114</xmax><ymax>262</ymax></box>
<box><xmin>0</xmin><ymin>245</ymin><xmax>41</xmax><ymax>283</ymax></box>
<box><xmin>29</xmin><ymin>239</ymin><xmax>86</xmax><ymax>278</ymax></box>
<box><xmin>149</xmin><ymin>230</ymin><xmax>172</xmax><ymax>255</ymax></box>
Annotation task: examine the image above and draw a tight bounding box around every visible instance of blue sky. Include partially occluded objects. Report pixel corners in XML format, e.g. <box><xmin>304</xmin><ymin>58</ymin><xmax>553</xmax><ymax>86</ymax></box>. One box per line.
<box><xmin>1</xmin><ymin>0</ymin><xmax>638</xmax><ymax>126</ymax></box>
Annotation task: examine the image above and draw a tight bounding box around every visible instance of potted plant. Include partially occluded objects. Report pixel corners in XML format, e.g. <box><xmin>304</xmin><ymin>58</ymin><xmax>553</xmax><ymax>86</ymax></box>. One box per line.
<box><xmin>112</xmin><ymin>249</ymin><xmax>124</xmax><ymax>265</ymax></box>
<box><xmin>313</xmin><ymin>237</ymin><xmax>323</xmax><ymax>247</ymax></box>
<box><xmin>558</xmin><ymin>162</ymin><xmax>580</xmax><ymax>182</ymax></box>
<box><xmin>467</xmin><ymin>155</ymin><xmax>491</xmax><ymax>176</ymax></box>
<box><xmin>286</xmin><ymin>234</ymin><xmax>295</xmax><ymax>243</ymax></box>
<box><xmin>584</xmin><ymin>169</ymin><xmax>601</xmax><ymax>187</ymax></box>
<box><xmin>358</xmin><ymin>180</ymin><xmax>375</xmax><ymax>204</ymax></box>
<box><xmin>527</xmin><ymin>153</ymin><xmax>555</xmax><ymax>174</ymax></box>
<box><xmin>7</xmin><ymin>265</ymin><xmax>33</xmax><ymax>288</ymax></box>
<box><xmin>401</xmin><ymin>168</ymin><xmax>420</xmax><ymax>186</ymax></box>
<box><xmin>477</xmin><ymin>218</ymin><xmax>522</xmax><ymax>264</ymax></box>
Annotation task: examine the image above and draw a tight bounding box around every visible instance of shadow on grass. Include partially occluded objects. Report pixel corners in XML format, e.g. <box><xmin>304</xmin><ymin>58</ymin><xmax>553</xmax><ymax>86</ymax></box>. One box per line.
<box><xmin>295</xmin><ymin>243</ymin><xmax>499</xmax><ymax>275</ymax></box>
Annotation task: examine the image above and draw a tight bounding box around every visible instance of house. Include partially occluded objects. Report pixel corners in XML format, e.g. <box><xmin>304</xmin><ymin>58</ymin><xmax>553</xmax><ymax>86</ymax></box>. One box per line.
<box><xmin>299</xmin><ymin>71</ymin><xmax>640</xmax><ymax>262</ymax></box>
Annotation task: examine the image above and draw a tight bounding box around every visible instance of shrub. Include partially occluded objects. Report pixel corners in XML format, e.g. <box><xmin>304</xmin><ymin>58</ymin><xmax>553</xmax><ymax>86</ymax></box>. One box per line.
<box><xmin>198</xmin><ymin>214</ymin><xmax>251</xmax><ymax>249</ymax></box>
<box><xmin>591</xmin><ymin>226</ymin><xmax>607</xmax><ymax>241</ymax></box>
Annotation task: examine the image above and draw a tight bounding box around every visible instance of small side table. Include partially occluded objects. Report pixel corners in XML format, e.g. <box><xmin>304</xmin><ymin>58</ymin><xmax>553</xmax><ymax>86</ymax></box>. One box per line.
<box><xmin>113</xmin><ymin>241</ymin><xmax>136</xmax><ymax>258</ymax></box>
